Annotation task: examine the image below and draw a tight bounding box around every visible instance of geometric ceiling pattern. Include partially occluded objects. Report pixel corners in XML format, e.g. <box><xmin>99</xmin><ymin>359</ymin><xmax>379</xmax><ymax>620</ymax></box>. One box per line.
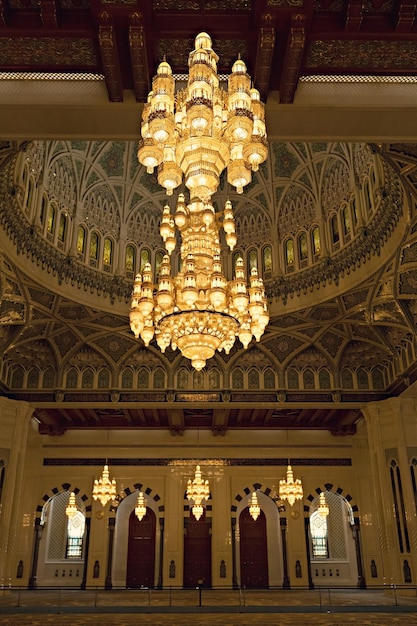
<box><xmin>1</xmin><ymin>140</ymin><xmax>417</xmax><ymax>435</ymax></box>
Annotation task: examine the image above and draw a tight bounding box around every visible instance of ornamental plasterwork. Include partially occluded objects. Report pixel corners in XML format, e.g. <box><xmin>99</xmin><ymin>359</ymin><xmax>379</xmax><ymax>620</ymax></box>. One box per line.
<box><xmin>307</xmin><ymin>40</ymin><xmax>417</xmax><ymax>69</ymax></box>
<box><xmin>0</xmin><ymin>38</ymin><xmax>97</xmax><ymax>65</ymax></box>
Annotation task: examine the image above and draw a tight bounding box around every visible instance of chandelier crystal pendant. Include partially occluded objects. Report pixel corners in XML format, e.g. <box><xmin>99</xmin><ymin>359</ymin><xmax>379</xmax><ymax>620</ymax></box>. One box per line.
<box><xmin>279</xmin><ymin>464</ymin><xmax>303</xmax><ymax>507</ymax></box>
<box><xmin>317</xmin><ymin>491</ymin><xmax>329</xmax><ymax>518</ymax></box>
<box><xmin>249</xmin><ymin>491</ymin><xmax>260</xmax><ymax>521</ymax></box>
<box><xmin>131</xmin><ymin>32</ymin><xmax>269</xmax><ymax>370</ymax></box>
<box><xmin>135</xmin><ymin>491</ymin><xmax>148</xmax><ymax>521</ymax></box>
<box><xmin>66</xmin><ymin>491</ymin><xmax>77</xmax><ymax>518</ymax></box>
<box><xmin>186</xmin><ymin>464</ymin><xmax>210</xmax><ymax>521</ymax></box>
<box><xmin>92</xmin><ymin>464</ymin><xmax>117</xmax><ymax>507</ymax></box>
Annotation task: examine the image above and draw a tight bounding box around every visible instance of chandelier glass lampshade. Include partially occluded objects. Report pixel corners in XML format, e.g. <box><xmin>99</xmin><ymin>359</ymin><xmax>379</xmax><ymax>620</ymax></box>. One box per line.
<box><xmin>66</xmin><ymin>492</ymin><xmax>77</xmax><ymax>518</ymax></box>
<box><xmin>131</xmin><ymin>32</ymin><xmax>269</xmax><ymax>370</ymax></box>
<box><xmin>92</xmin><ymin>464</ymin><xmax>117</xmax><ymax>507</ymax></box>
<box><xmin>249</xmin><ymin>491</ymin><xmax>260</xmax><ymax>521</ymax></box>
<box><xmin>135</xmin><ymin>491</ymin><xmax>148</xmax><ymax>521</ymax></box>
<box><xmin>186</xmin><ymin>464</ymin><xmax>210</xmax><ymax>521</ymax></box>
<box><xmin>279</xmin><ymin>465</ymin><xmax>303</xmax><ymax>507</ymax></box>
<box><xmin>317</xmin><ymin>491</ymin><xmax>329</xmax><ymax>518</ymax></box>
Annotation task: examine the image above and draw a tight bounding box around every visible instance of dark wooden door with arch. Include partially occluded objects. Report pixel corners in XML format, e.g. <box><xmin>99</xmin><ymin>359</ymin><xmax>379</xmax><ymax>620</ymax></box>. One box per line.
<box><xmin>126</xmin><ymin>507</ymin><xmax>156</xmax><ymax>588</ymax></box>
<box><xmin>239</xmin><ymin>507</ymin><xmax>269</xmax><ymax>588</ymax></box>
<box><xmin>183</xmin><ymin>510</ymin><xmax>212</xmax><ymax>588</ymax></box>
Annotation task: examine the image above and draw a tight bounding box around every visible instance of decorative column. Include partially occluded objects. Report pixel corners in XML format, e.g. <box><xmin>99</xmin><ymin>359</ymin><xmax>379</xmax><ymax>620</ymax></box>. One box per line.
<box><xmin>105</xmin><ymin>517</ymin><xmax>115</xmax><ymax>589</ymax></box>
<box><xmin>28</xmin><ymin>519</ymin><xmax>43</xmax><ymax>589</ymax></box>
<box><xmin>231</xmin><ymin>518</ymin><xmax>238</xmax><ymax>589</ymax></box>
<box><xmin>280</xmin><ymin>517</ymin><xmax>290</xmax><ymax>589</ymax></box>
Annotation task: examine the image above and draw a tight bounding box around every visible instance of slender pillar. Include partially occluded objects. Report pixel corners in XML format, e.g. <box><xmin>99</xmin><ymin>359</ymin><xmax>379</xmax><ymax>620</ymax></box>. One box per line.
<box><xmin>231</xmin><ymin>518</ymin><xmax>238</xmax><ymax>589</ymax></box>
<box><xmin>280</xmin><ymin>517</ymin><xmax>290</xmax><ymax>589</ymax></box>
<box><xmin>105</xmin><ymin>517</ymin><xmax>115</xmax><ymax>589</ymax></box>
<box><xmin>304</xmin><ymin>516</ymin><xmax>314</xmax><ymax>589</ymax></box>
<box><xmin>28</xmin><ymin>520</ymin><xmax>42</xmax><ymax>589</ymax></box>
<box><xmin>81</xmin><ymin>517</ymin><xmax>91</xmax><ymax>590</ymax></box>
<box><xmin>157</xmin><ymin>518</ymin><xmax>164</xmax><ymax>589</ymax></box>
<box><xmin>351</xmin><ymin>519</ymin><xmax>366</xmax><ymax>588</ymax></box>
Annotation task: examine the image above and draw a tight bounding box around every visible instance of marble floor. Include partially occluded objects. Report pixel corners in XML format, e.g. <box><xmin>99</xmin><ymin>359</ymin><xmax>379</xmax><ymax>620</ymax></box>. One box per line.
<box><xmin>1</xmin><ymin>588</ymin><xmax>417</xmax><ymax>625</ymax></box>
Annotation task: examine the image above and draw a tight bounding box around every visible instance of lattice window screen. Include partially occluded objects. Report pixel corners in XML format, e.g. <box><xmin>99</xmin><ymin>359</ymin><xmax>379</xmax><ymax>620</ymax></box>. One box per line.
<box><xmin>327</xmin><ymin>491</ymin><xmax>348</xmax><ymax>559</ymax></box>
<box><xmin>47</xmin><ymin>492</ymin><xmax>68</xmax><ymax>560</ymax></box>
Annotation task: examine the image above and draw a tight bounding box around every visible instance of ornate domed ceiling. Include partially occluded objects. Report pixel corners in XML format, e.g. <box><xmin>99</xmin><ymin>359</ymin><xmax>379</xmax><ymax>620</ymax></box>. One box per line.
<box><xmin>1</xmin><ymin>140</ymin><xmax>417</xmax><ymax>435</ymax></box>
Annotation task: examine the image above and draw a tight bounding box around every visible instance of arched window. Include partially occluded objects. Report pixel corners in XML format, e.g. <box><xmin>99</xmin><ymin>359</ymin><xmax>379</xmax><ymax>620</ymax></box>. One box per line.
<box><xmin>47</xmin><ymin>204</ymin><xmax>56</xmax><ymax>238</ymax></box>
<box><xmin>248</xmin><ymin>368</ymin><xmax>259</xmax><ymax>389</ymax></box>
<box><xmin>248</xmin><ymin>249</ymin><xmax>258</xmax><ymax>271</ymax></box>
<box><xmin>67</xmin><ymin>510</ymin><xmax>86</xmax><ymax>558</ymax></box>
<box><xmin>342</xmin><ymin>205</ymin><xmax>351</xmax><ymax>241</ymax></box>
<box><xmin>177</xmin><ymin>368</ymin><xmax>189</xmax><ymax>389</ymax></box>
<box><xmin>82</xmin><ymin>369</ymin><xmax>94</xmax><ymax>389</ymax></box>
<box><xmin>341</xmin><ymin>369</ymin><xmax>354</xmax><ymax>389</ymax></box>
<box><xmin>155</xmin><ymin>251</ymin><xmax>165</xmax><ymax>278</ymax></box>
<box><xmin>121</xmin><ymin>368</ymin><xmax>133</xmax><ymax>388</ymax></box>
<box><xmin>98</xmin><ymin>369</ymin><xmax>110</xmax><ymax>389</ymax></box>
<box><xmin>312</xmin><ymin>226</ymin><xmax>321</xmax><ymax>257</ymax></box>
<box><xmin>103</xmin><ymin>237</ymin><xmax>113</xmax><ymax>268</ymax></box>
<box><xmin>303</xmin><ymin>369</ymin><xmax>315</xmax><ymax>389</ymax></box>
<box><xmin>140</xmin><ymin>248</ymin><xmax>151</xmax><ymax>271</ymax></box>
<box><xmin>232</xmin><ymin>368</ymin><xmax>244</xmax><ymax>389</ymax></box>
<box><xmin>310</xmin><ymin>491</ymin><xmax>355</xmax><ymax>562</ymax></box>
<box><xmin>287</xmin><ymin>368</ymin><xmax>299</xmax><ymax>389</ymax></box>
<box><xmin>262</xmin><ymin>245</ymin><xmax>272</xmax><ymax>279</ymax></box>
<box><xmin>27</xmin><ymin>368</ymin><xmax>40</xmax><ymax>389</ymax></box>
<box><xmin>42</xmin><ymin>368</ymin><xmax>55</xmax><ymax>389</ymax></box>
<box><xmin>310</xmin><ymin>511</ymin><xmax>328</xmax><ymax>558</ymax></box>
<box><xmin>357</xmin><ymin>368</ymin><xmax>369</xmax><ymax>389</ymax></box>
<box><xmin>89</xmin><ymin>232</ymin><xmax>99</xmax><ymax>264</ymax></box>
<box><xmin>330</xmin><ymin>214</ymin><xmax>339</xmax><ymax>247</ymax></box>
<box><xmin>138</xmin><ymin>367</ymin><xmax>149</xmax><ymax>389</ymax></box>
<box><xmin>125</xmin><ymin>244</ymin><xmax>136</xmax><ymax>275</ymax></box>
<box><xmin>40</xmin><ymin>195</ymin><xmax>47</xmax><ymax>226</ymax></box>
<box><xmin>58</xmin><ymin>213</ymin><xmax>67</xmax><ymax>246</ymax></box>
<box><xmin>10</xmin><ymin>366</ymin><xmax>24</xmax><ymax>388</ymax></box>
<box><xmin>153</xmin><ymin>368</ymin><xmax>165</xmax><ymax>389</ymax></box>
<box><xmin>264</xmin><ymin>368</ymin><xmax>275</xmax><ymax>389</ymax></box>
<box><xmin>208</xmin><ymin>368</ymin><xmax>220</xmax><ymax>389</ymax></box>
<box><xmin>66</xmin><ymin>368</ymin><xmax>78</xmax><ymax>389</ymax></box>
<box><xmin>319</xmin><ymin>369</ymin><xmax>331</xmax><ymax>389</ymax></box>
<box><xmin>285</xmin><ymin>238</ymin><xmax>294</xmax><ymax>270</ymax></box>
<box><xmin>77</xmin><ymin>226</ymin><xmax>86</xmax><ymax>257</ymax></box>
<box><xmin>298</xmin><ymin>231</ymin><xmax>308</xmax><ymax>263</ymax></box>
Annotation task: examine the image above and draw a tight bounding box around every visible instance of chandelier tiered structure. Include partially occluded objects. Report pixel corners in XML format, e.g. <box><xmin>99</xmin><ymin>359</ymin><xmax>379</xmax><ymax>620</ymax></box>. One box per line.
<box><xmin>317</xmin><ymin>491</ymin><xmax>329</xmax><ymax>517</ymax></box>
<box><xmin>92</xmin><ymin>464</ymin><xmax>117</xmax><ymax>507</ymax></box>
<box><xmin>279</xmin><ymin>465</ymin><xmax>303</xmax><ymax>507</ymax></box>
<box><xmin>249</xmin><ymin>491</ymin><xmax>260</xmax><ymax>521</ymax></box>
<box><xmin>135</xmin><ymin>491</ymin><xmax>148</xmax><ymax>521</ymax></box>
<box><xmin>130</xmin><ymin>32</ymin><xmax>269</xmax><ymax>371</ymax></box>
<box><xmin>66</xmin><ymin>492</ymin><xmax>77</xmax><ymax>518</ymax></box>
<box><xmin>186</xmin><ymin>464</ymin><xmax>210</xmax><ymax>521</ymax></box>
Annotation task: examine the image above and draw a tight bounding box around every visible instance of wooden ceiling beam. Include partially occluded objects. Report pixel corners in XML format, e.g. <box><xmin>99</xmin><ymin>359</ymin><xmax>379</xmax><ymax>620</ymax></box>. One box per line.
<box><xmin>40</xmin><ymin>0</ymin><xmax>57</xmax><ymax>29</ymax></box>
<box><xmin>279</xmin><ymin>14</ymin><xmax>306</xmax><ymax>105</ymax></box>
<box><xmin>254</xmin><ymin>13</ymin><xmax>276</xmax><ymax>101</ymax></box>
<box><xmin>129</xmin><ymin>11</ymin><xmax>150</xmax><ymax>102</ymax></box>
<box><xmin>395</xmin><ymin>0</ymin><xmax>417</xmax><ymax>32</ymax></box>
<box><xmin>344</xmin><ymin>0</ymin><xmax>364</xmax><ymax>32</ymax></box>
<box><xmin>98</xmin><ymin>11</ymin><xmax>124</xmax><ymax>103</ymax></box>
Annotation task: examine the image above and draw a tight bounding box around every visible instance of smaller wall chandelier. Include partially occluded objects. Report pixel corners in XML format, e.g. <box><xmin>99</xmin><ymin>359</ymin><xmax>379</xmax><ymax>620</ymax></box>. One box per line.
<box><xmin>249</xmin><ymin>491</ymin><xmax>260</xmax><ymax>521</ymax></box>
<box><xmin>186</xmin><ymin>464</ymin><xmax>210</xmax><ymax>520</ymax></box>
<box><xmin>66</xmin><ymin>492</ymin><xmax>77</xmax><ymax>518</ymax></box>
<box><xmin>135</xmin><ymin>491</ymin><xmax>147</xmax><ymax>521</ymax></box>
<box><xmin>279</xmin><ymin>464</ymin><xmax>303</xmax><ymax>507</ymax></box>
<box><xmin>92</xmin><ymin>464</ymin><xmax>117</xmax><ymax>507</ymax></box>
<box><xmin>317</xmin><ymin>491</ymin><xmax>329</xmax><ymax>518</ymax></box>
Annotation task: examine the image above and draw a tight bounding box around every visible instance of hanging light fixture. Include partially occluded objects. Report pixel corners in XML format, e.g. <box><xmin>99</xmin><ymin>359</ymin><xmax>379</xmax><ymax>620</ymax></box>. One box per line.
<box><xmin>279</xmin><ymin>464</ymin><xmax>303</xmax><ymax>507</ymax></box>
<box><xmin>317</xmin><ymin>491</ymin><xmax>329</xmax><ymax>518</ymax></box>
<box><xmin>92</xmin><ymin>464</ymin><xmax>117</xmax><ymax>507</ymax></box>
<box><xmin>65</xmin><ymin>492</ymin><xmax>77</xmax><ymax>518</ymax></box>
<box><xmin>130</xmin><ymin>32</ymin><xmax>269</xmax><ymax>371</ymax></box>
<box><xmin>186</xmin><ymin>464</ymin><xmax>210</xmax><ymax>521</ymax></box>
<box><xmin>249</xmin><ymin>491</ymin><xmax>260</xmax><ymax>521</ymax></box>
<box><xmin>135</xmin><ymin>491</ymin><xmax>147</xmax><ymax>521</ymax></box>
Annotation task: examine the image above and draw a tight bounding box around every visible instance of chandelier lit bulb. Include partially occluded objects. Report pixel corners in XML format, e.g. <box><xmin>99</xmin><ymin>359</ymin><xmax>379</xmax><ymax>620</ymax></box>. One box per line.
<box><xmin>66</xmin><ymin>492</ymin><xmax>77</xmax><ymax>518</ymax></box>
<box><xmin>279</xmin><ymin>465</ymin><xmax>303</xmax><ymax>507</ymax></box>
<box><xmin>135</xmin><ymin>491</ymin><xmax>148</xmax><ymax>521</ymax></box>
<box><xmin>131</xmin><ymin>32</ymin><xmax>269</xmax><ymax>370</ymax></box>
<box><xmin>317</xmin><ymin>491</ymin><xmax>329</xmax><ymax>518</ymax></box>
<box><xmin>92</xmin><ymin>464</ymin><xmax>117</xmax><ymax>507</ymax></box>
<box><xmin>186</xmin><ymin>464</ymin><xmax>210</xmax><ymax>521</ymax></box>
<box><xmin>249</xmin><ymin>491</ymin><xmax>260</xmax><ymax>521</ymax></box>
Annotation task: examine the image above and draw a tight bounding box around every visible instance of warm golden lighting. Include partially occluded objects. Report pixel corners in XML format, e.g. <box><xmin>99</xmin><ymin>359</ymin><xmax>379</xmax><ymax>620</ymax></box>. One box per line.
<box><xmin>92</xmin><ymin>464</ymin><xmax>117</xmax><ymax>507</ymax></box>
<box><xmin>135</xmin><ymin>491</ymin><xmax>147</xmax><ymax>521</ymax></box>
<box><xmin>186</xmin><ymin>464</ymin><xmax>210</xmax><ymax>521</ymax></box>
<box><xmin>131</xmin><ymin>32</ymin><xmax>269</xmax><ymax>370</ymax></box>
<box><xmin>279</xmin><ymin>465</ymin><xmax>303</xmax><ymax>507</ymax></box>
<box><xmin>317</xmin><ymin>491</ymin><xmax>329</xmax><ymax>517</ymax></box>
<box><xmin>249</xmin><ymin>491</ymin><xmax>260</xmax><ymax>521</ymax></box>
<box><xmin>65</xmin><ymin>492</ymin><xmax>77</xmax><ymax>518</ymax></box>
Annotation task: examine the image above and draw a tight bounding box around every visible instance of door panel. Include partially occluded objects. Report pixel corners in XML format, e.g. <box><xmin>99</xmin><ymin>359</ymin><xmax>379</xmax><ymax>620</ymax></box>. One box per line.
<box><xmin>183</xmin><ymin>510</ymin><xmax>212</xmax><ymax>588</ymax></box>
<box><xmin>239</xmin><ymin>507</ymin><xmax>269</xmax><ymax>588</ymax></box>
<box><xmin>126</xmin><ymin>508</ymin><xmax>156</xmax><ymax>588</ymax></box>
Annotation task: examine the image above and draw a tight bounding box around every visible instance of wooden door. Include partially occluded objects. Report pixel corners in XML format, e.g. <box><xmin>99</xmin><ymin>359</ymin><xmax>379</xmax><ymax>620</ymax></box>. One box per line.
<box><xmin>239</xmin><ymin>507</ymin><xmax>269</xmax><ymax>588</ymax></box>
<box><xmin>183</xmin><ymin>510</ymin><xmax>212</xmax><ymax>588</ymax></box>
<box><xmin>126</xmin><ymin>507</ymin><xmax>156</xmax><ymax>588</ymax></box>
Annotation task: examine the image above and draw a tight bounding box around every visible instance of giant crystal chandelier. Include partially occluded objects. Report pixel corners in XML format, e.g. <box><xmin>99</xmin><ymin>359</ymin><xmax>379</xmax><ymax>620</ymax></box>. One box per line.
<box><xmin>130</xmin><ymin>32</ymin><xmax>269</xmax><ymax>371</ymax></box>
